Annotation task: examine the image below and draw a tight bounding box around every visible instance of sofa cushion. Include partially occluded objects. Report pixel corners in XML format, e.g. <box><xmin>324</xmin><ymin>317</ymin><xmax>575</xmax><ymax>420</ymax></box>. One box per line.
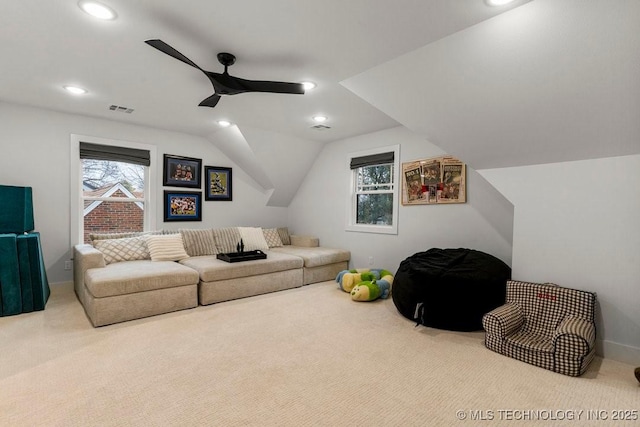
<box><xmin>262</xmin><ymin>228</ymin><xmax>284</xmax><ymax>248</ymax></box>
<box><xmin>84</xmin><ymin>260</ymin><xmax>199</xmax><ymax>298</ymax></box>
<box><xmin>212</xmin><ymin>227</ymin><xmax>241</xmax><ymax>253</ymax></box>
<box><xmin>271</xmin><ymin>246</ymin><xmax>350</xmax><ymax>268</ymax></box>
<box><xmin>146</xmin><ymin>234</ymin><xmax>189</xmax><ymax>262</ymax></box>
<box><xmin>93</xmin><ymin>236</ymin><xmax>150</xmax><ymax>264</ymax></box>
<box><xmin>238</xmin><ymin>227</ymin><xmax>269</xmax><ymax>251</ymax></box>
<box><xmin>289</xmin><ymin>235</ymin><xmax>319</xmax><ymax>247</ymax></box>
<box><xmin>179</xmin><ymin>251</ymin><xmax>303</xmax><ymax>282</ymax></box>
<box><xmin>180</xmin><ymin>228</ymin><xmax>217</xmax><ymax>256</ymax></box>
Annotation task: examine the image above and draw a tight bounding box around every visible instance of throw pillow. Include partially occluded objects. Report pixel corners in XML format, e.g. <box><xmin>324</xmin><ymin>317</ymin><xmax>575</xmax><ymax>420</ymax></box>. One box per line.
<box><xmin>180</xmin><ymin>228</ymin><xmax>217</xmax><ymax>256</ymax></box>
<box><xmin>262</xmin><ymin>228</ymin><xmax>283</xmax><ymax>248</ymax></box>
<box><xmin>146</xmin><ymin>234</ymin><xmax>189</xmax><ymax>262</ymax></box>
<box><xmin>238</xmin><ymin>227</ymin><xmax>269</xmax><ymax>252</ymax></box>
<box><xmin>212</xmin><ymin>227</ymin><xmax>242</xmax><ymax>254</ymax></box>
<box><xmin>161</xmin><ymin>229</ymin><xmax>180</xmax><ymax>235</ymax></box>
<box><xmin>277</xmin><ymin>227</ymin><xmax>291</xmax><ymax>245</ymax></box>
<box><xmin>93</xmin><ymin>236</ymin><xmax>150</xmax><ymax>264</ymax></box>
<box><xmin>90</xmin><ymin>231</ymin><xmax>148</xmax><ymax>243</ymax></box>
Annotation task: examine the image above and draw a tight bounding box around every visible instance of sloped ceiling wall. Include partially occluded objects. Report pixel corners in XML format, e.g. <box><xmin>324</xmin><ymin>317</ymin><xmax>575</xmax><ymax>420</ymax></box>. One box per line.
<box><xmin>206</xmin><ymin>125</ymin><xmax>323</xmax><ymax>207</ymax></box>
<box><xmin>341</xmin><ymin>0</ymin><xmax>640</xmax><ymax>170</ymax></box>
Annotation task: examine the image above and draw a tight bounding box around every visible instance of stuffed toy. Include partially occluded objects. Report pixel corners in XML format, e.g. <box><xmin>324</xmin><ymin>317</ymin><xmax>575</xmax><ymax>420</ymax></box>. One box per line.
<box><xmin>336</xmin><ymin>268</ymin><xmax>393</xmax><ymax>293</ymax></box>
<box><xmin>351</xmin><ymin>274</ymin><xmax>394</xmax><ymax>302</ymax></box>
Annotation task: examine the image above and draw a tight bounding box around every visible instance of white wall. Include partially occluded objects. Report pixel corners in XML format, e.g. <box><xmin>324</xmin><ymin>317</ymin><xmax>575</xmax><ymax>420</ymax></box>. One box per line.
<box><xmin>287</xmin><ymin>126</ymin><xmax>514</xmax><ymax>274</ymax></box>
<box><xmin>480</xmin><ymin>155</ymin><xmax>640</xmax><ymax>364</ymax></box>
<box><xmin>0</xmin><ymin>101</ymin><xmax>289</xmax><ymax>283</ymax></box>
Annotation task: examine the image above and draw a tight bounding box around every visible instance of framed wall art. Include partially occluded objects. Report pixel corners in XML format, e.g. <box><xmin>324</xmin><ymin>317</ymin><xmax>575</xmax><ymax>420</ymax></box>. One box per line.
<box><xmin>163</xmin><ymin>190</ymin><xmax>202</xmax><ymax>222</ymax></box>
<box><xmin>204</xmin><ymin>166</ymin><xmax>232</xmax><ymax>201</ymax></box>
<box><xmin>163</xmin><ymin>154</ymin><xmax>202</xmax><ymax>188</ymax></box>
<box><xmin>401</xmin><ymin>156</ymin><xmax>466</xmax><ymax>205</ymax></box>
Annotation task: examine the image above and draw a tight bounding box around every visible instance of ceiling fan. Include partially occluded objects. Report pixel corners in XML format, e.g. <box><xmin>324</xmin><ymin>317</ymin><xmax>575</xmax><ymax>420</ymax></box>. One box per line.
<box><xmin>145</xmin><ymin>39</ymin><xmax>305</xmax><ymax>109</ymax></box>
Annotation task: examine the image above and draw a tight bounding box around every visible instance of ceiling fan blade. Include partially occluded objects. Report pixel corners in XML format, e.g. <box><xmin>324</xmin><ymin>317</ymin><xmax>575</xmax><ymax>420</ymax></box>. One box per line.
<box><xmin>145</xmin><ymin>41</ymin><xmax>303</xmax><ymax>104</ymax></box>
<box><xmin>229</xmin><ymin>77</ymin><xmax>305</xmax><ymax>95</ymax></box>
<box><xmin>198</xmin><ymin>94</ymin><xmax>221</xmax><ymax>108</ymax></box>
<box><xmin>145</xmin><ymin>39</ymin><xmax>204</xmax><ymax>71</ymax></box>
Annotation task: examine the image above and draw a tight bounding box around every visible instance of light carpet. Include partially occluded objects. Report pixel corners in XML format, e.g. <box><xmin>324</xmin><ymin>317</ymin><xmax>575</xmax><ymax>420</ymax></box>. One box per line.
<box><xmin>0</xmin><ymin>282</ymin><xmax>638</xmax><ymax>426</ymax></box>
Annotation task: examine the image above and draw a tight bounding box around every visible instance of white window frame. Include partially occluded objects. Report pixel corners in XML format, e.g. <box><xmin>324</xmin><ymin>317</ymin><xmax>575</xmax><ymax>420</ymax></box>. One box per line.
<box><xmin>70</xmin><ymin>134</ymin><xmax>156</xmax><ymax>246</ymax></box>
<box><xmin>346</xmin><ymin>144</ymin><xmax>400</xmax><ymax>235</ymax></box>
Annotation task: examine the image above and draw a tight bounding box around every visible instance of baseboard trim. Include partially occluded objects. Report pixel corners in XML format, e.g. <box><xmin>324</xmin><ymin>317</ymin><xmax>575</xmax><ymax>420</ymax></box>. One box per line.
<box><xmin>597</xmin><ymin>340</ymin><xmax>640</xmax><ymax>365</ymax></box>
<box><xmin>50</xmin><ymin>280</ymin><xmax>73</xmax><ymax>288</ymax></box>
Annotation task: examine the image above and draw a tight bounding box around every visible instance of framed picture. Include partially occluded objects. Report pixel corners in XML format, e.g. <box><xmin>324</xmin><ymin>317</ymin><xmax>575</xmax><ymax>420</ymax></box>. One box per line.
<box><xmin>163</xmin><ymin>154</ymin><xmax>202</xmax><ymax>188</ymax></box>
<box><xmin>401</xmin><ymin>156</ymin><xmax>466</xmax><ymax>205</ymax></box>
<box><xmin>163</xmin><ymin>190</ymin><xmax>202</xmax><ymax>222</ymax></box>
<box><xmin>204</xmin><ymin>166</ymin><xmax>233</xmax><ymax>201</ymax></box>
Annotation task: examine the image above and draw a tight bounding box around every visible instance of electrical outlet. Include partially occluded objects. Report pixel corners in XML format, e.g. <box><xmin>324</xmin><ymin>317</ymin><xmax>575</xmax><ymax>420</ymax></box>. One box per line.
<box><xmin>64</xmin><ymin>260</ymin><xmax>73</xmax><ymax>271</ymax></box>
<box><xmin>368</xmin><ymin>256</ymin><xmax>374</xmax><ymax>266</ymax></box>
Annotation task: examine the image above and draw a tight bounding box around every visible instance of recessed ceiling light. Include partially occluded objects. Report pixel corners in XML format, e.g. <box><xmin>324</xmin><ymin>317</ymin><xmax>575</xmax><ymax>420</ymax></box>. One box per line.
<box><xmin>312</xmin><ymin>115</ymin><xmax>328</xmax><ymax>123</ymax></box>
<box><xmin>217</xmin><ymin>120</ymin><xmax>232</xmax><ymax>127</ymax></box>
<box><xmin>301</xmin><ymin>81</ymin><xmax>317</xmax><ymax>91</ymax></box>
<box><xmin>78</xmin><ymin>1</ymin><xmax>118</xmax><ymax>20</ymax></box>
<box><xmin>485</xmin><ymin>0</ymin><xmax>516</xmax><ymax>6</ymax></box>
<box><xmin>63</xmin><ymin>85</ymin><xmax>88</xmax><ymax>95</ymax></box>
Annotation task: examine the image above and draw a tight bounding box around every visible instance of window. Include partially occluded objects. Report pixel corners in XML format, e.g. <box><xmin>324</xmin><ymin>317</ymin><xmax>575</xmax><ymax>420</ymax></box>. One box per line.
<box><xmin>82</xmin><ymin>159</ymin><xmax>145</xmax><ymax>242</ymax></box>
<box><xmin>346</xmin><ymin>145</ymin><xmax>400</xmax><ymax>234</ymax></box>
<box><xmin>70</xmin><ymin>135</ymin><xmax>156</xmax><ymax>245</ymax></box>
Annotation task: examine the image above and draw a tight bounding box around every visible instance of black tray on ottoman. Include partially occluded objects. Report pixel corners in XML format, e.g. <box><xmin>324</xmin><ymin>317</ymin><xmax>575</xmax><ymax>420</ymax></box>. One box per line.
<box><xmin>216</xmin><ymin>250</ymin><xmax>267</xmax><ymax>263</ymax></box>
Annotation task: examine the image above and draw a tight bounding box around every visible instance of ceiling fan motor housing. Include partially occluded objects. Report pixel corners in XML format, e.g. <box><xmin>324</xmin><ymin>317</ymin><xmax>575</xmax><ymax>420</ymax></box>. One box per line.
<box><xmin>217</xmin><ymin>52</ymin><xmax>236</xmax><ymax>67</ymax></box>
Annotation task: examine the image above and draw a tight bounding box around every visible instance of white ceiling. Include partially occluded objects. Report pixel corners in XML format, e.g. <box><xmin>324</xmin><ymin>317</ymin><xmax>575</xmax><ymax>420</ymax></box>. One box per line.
<box><xmin>343</xmin><ymin>0</ymin><xmax>640</xmax><ymax>169</ymax></box>
<box><xmin>0</xmin><ymin>0</ymin><xmax>531</xmax><ymax>144</ymax></box>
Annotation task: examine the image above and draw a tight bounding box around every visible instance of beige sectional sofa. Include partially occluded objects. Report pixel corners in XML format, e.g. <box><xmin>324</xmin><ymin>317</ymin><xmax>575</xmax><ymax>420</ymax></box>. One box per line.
<box><xmin>180</xmin><ymin>251</ymin><xmax>304</xmax><ymax>305</ymax></box>
<box><xmin>73</xmin><ymin>228</ymin><xmax>350</xmax><ymax>327</ymax></box>
<box><xmin>272</xmin><ymin>235</ymin><xmax>351</xmax><ymax>285</ymax></box>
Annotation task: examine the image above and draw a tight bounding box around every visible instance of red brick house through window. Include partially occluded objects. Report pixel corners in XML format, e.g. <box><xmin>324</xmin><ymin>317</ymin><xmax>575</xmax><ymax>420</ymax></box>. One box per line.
<box><xmin>83</xmin><ymin>183</ymin><xmax>143</xmax><ymax>242</ymax></box>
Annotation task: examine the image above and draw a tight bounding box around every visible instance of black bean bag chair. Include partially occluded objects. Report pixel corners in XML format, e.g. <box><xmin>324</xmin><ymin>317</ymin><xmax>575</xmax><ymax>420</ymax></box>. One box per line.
<box><xmin>392</xmin><ymin>248</ymin><xmax>511</xmax><ymax>331</ymax></box>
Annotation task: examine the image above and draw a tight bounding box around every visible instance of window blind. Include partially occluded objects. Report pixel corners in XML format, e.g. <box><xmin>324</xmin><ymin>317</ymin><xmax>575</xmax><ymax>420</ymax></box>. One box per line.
<box><xmin>79</xmin><ymin>142</ymin><xmax>151</xmax><ymax>167</ymax></box>
<box><xmin>350</xmin><ymin>151</ymin><xmax>394</xmax><ymax>169</ymax></box>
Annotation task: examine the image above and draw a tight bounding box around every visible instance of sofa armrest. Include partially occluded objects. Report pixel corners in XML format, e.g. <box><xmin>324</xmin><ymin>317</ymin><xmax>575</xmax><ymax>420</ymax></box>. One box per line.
<box><xmin>553</xmin><ymin>315</ymin><xmax>595</xmax><ymax>355</ymax></box>
<box><xmin>73</xmin><ymin>244</ymin><xmax>106</xmax><ymax>294</ymax></box>
<box><xmin>289</xmin><ymin>235</ymin><xmax>319</xmax><ymax>247</ymax></box>
<box><xmin>482</xmin><ymin>302</ymin><xmax>523</xmax><ymax>337</ymax></box>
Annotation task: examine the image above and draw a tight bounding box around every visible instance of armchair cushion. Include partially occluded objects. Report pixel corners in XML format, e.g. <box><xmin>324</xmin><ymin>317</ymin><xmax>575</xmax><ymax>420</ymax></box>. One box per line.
<box><xmin>482</xmin><ymin>302</ymin><xmax>523</xmax><ymax>338</ymax></box>
<box><xmin>554</xmin><ymin>315</ymin><xmax>596</xmax><ymax>355</ymax></box>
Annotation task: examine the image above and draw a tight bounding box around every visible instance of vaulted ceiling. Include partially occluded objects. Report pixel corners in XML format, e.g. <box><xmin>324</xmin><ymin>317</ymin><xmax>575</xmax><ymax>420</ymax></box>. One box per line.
<box><xmin>343</xmin><ymin>0</ymin><xmax>640</xmax><ymax>170</ymax></box>
<box><xmin>1</xmin><ymin>0</ymin><xmax>530</xmax><ymax>143</ymax></box>
<box><xmin>2</xmin><ymin>0</ymin><xmax>638</xmax><ymax>202</ymax></box>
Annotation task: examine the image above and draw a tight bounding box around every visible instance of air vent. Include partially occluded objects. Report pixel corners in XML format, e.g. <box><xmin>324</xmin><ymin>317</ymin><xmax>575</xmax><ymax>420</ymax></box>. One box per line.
<box><xmin>310</xmin><ymin>124</ymin><xmax>331</xmax><ymax>130</ymax></box>
<box><xmin>108</xmin><ymin>104</ymin><xmax>134</xmax><ymax>114</ymax></box>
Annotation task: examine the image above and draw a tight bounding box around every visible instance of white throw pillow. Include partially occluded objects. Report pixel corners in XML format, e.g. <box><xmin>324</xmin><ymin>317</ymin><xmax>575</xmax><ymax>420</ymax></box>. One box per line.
<box><xmin>238</xmin><ymin>227</ymin><xmax>269</xmax><ymax>252</ymax></box>
<box><xmin>146</xmin><ymin>234</ymin><xmax>189</xmax><ymax>262</ymax></box>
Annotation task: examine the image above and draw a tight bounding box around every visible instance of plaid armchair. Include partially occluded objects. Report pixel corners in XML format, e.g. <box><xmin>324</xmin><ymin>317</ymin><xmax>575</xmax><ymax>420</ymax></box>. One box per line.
<box><xmin>482</xmin><ymin>280</ymin><xmax>597</xmax><ymax>377</ymax></box>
